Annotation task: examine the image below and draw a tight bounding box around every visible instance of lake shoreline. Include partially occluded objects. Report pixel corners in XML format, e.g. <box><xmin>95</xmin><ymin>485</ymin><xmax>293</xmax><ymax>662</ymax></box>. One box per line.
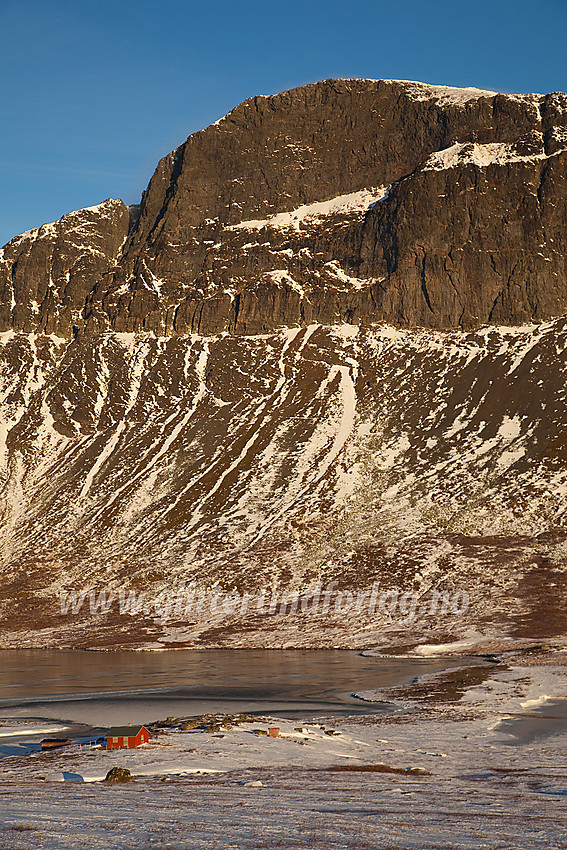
<box><xmin>1</xmin><ymin>654</ymin><xmax>566</xmax><ymax>847</ymax></box>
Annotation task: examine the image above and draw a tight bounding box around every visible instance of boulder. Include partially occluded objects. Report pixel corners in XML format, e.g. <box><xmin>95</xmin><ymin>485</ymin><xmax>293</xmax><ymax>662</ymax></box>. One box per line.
<box><xmin>104</xmin><ymin>767</ymin><xmax>132</xmax><ymax>783</ymax></box>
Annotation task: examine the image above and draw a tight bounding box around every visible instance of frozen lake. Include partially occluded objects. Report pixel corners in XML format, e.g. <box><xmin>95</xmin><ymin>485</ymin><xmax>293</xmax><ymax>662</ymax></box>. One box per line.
<box><xmin>0</xmin><ymin>648</ymin><xmax>463</xmax><ymax>731</ymax></box>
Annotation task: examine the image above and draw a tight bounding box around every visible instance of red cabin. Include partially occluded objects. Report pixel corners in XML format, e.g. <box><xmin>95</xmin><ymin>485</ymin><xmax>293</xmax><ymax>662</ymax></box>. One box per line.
<box><xmin>106</xmin><ymin>725</ymin><xmax>149</xmax><ymax>749</ymax></box>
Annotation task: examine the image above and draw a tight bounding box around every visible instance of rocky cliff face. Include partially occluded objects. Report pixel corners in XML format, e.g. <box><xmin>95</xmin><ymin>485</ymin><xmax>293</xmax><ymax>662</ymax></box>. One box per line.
<box><xmin>2</xmin><ymin>78</ymin><xmax>567</xmax><ymax>337</ymax></box>
<box><xmin>0</xmin><ymin>200</ymin><xmax>131</xmax><ymax>336</ymax></box>
<box><xmin>1</xmin><ymin>79</ymin><xmax>567</xmax><ymax>650</ymax></box>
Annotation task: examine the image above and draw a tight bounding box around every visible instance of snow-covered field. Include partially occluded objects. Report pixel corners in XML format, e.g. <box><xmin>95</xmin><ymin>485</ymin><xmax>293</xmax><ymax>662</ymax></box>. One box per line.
<box><xmin>1</xmin><ymin>656</ymin><xmax>566</xmax><ymax>848</ymax></box>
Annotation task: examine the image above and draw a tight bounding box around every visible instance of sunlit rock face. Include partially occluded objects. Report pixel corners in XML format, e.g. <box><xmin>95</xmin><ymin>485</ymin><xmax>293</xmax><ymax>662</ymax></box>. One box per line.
<box><xmin>1</xmin><ymin>79</ymin><xmax>566</xmax><ymax>649</ymax></box>
<box><xmin>3</xmin><ymin>79</ymin><xmax>567</xmax><ymax>338</ymax></box>
<box><xmin>0</xmin><ymin>199</ymin><xmax>131</xmax><ymax>336</ymax></box>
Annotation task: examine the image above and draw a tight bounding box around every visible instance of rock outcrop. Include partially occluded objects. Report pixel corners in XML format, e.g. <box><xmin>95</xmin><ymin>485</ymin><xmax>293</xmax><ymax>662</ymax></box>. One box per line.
<box><xmin>0</xmin><ymin>200</ymin><xmax>130</xmax><ymax>336</ymax></box>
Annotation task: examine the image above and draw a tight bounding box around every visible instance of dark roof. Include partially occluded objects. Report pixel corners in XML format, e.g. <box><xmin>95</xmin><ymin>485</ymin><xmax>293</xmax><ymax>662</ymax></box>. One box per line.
<box><xmin>107</xmin><ymin>725</ymin><xmax>147</xmax><ymax>737</ymax></box>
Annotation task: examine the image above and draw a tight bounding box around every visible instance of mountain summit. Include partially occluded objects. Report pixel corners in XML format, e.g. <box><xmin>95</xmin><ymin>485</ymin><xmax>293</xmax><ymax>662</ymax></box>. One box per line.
<box><xmin>2</xmin><ymin>78</ymin><xmax>567</xmax><ymax>338</ymax></box>
<box><xmin>1</xmin><ymin>79</ymin><xmax>566</xmax><ymax>650</ymax></box>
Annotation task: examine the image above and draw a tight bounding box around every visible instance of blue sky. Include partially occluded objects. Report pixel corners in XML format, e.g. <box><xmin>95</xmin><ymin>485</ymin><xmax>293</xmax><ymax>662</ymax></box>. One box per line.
<box><xmin>1</xmin><ymin>0</ymin><xmax>566</xmax><ymax>246</ymax></box>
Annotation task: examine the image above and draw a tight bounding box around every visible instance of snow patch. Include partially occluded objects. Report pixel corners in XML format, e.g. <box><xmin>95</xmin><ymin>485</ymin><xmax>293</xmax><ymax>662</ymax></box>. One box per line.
<box><xmin>413</xmin><ymin>636</ymin><xmax>484</xmax><ymax>656</ymax></box>
<box><xmin>229</xmin><ymin>187</ymin><xmax>390</xmax><ymax>232</ymax></box>
<box><xmin>424</xmin><ymin>138</ymin><xmax>564</xmax><ymax>171</ymax></box>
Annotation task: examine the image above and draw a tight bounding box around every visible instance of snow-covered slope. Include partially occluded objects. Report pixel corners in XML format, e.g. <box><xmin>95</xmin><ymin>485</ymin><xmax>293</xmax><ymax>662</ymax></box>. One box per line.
<box><xmin>0</xmin><ymin>319</ymin><xmax>566</xmax><ymax>648</ymax></box>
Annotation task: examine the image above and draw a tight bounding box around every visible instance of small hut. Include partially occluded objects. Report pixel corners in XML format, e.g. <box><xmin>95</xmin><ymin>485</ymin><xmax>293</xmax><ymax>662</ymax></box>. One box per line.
<box><xmin>106</xmin><ymin>725</ymin><xmax>149</xmax><ymax>749</ymax></box>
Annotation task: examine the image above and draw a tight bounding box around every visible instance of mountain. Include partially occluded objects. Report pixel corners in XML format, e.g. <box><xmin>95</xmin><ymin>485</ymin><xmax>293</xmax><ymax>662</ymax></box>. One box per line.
<box><xmin>1</xmin><ymin>78</ymin><xmax>566</xmax><ymax>650</ymax></box>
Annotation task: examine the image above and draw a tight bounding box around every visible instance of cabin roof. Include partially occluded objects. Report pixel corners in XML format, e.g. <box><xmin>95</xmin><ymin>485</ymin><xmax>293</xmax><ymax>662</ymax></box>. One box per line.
<box><xmin>107</xmin><ymin>725</ymin><xmax>147</xmax><ymax>737</ymax></box>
